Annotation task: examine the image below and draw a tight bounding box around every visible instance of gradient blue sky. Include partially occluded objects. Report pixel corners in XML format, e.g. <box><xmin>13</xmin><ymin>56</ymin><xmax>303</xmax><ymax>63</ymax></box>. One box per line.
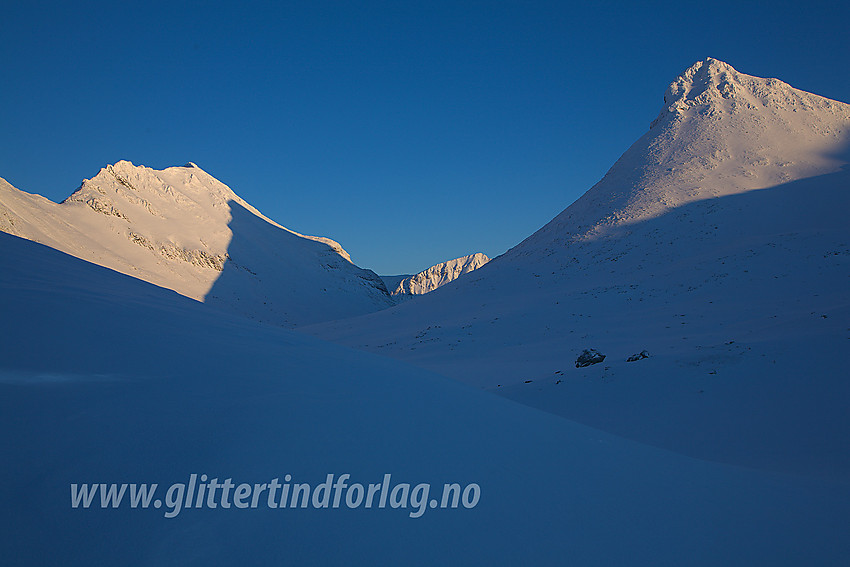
<box><xmin>2</xmin><ymin>0</ymin><xmax>848</xmax><ymax>274</ymax></box>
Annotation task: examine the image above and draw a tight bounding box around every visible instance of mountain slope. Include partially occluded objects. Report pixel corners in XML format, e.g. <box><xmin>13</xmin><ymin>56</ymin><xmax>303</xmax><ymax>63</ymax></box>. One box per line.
<box><xmin>390</xmin><ymin>253</ymin><xmax>489</xmax><ymax>297</ymax></box>
<box><xmin>518</xmin><ymin>57</ymin><xmax>849</xmax><ymax>255</ymax></box>
<box><xmin>306</xmin><ymin>59</ymin><xmax>850</xmax><ymax>478</ymax></box>
<box><xmin>2</xmin><ymin>230</ymin><xmax>849</xmax><ymax>565</ymax></box>
<box><xmin>0</xmin><ymin>160</ymin><xmax>392</xmax><ymax>326</ymax></box>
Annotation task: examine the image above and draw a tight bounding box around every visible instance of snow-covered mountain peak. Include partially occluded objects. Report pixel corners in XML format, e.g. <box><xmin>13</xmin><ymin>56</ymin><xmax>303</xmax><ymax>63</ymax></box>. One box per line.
<box><xmin>661</xmin><ymin>57</ymin><xmax>740</xmax><ymax>110</ymax></box>
<box><xmin>1</xmin><ymin>161</ymin><xmax>391</xmax><ymax>325</ymax></box>
<box><xmin>519</xmin><ymin>59</ymin><xmax>850</xmax><ymax>253</ymax></box>
<box><xmin>60</xmin><ymin>160</ymin><xmax>356</xmax><ymax>260</ymax></box>
<box><xmin>68</xmin><ymin>160</ymin><xmax>243</xmax><ymax>216</ymax></box>
<box><xmin>653</xmin><ymin>57</ymin><xmax>847</xmax><ymax>129</ymax></box>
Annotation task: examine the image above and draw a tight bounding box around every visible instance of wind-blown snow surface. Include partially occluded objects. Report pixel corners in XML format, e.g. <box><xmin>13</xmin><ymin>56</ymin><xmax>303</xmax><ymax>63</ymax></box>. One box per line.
<box><xmin>307</xmin><ymin>59</ymin><xmax>850</xmax><ymax>480</ymax></box>
<box><xmin>0</xmin><ymin>161</ymin><xmax>392</xmax><ymax>326</ymax></box>
<box><xmin>390</xmin><ymin>253</ymin><xmax>489</xmax><ymax>297</ymax></box>
<box><xmin>2</xmin><ymin>232</ymin><xmax>850</xmax><ymax>565</ymax></box>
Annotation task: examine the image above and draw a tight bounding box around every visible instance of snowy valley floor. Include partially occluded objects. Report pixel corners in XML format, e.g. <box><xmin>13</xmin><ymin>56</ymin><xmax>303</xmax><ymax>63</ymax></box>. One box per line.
<box><xmin>2</xmin><ymin>233</ymin><xmax>850</xmax><ymax>566</ymax></box>
<box><xmin>305</xmin><ymin>168</ymin><xmax>850</xmax><ymax>483</ymax></box>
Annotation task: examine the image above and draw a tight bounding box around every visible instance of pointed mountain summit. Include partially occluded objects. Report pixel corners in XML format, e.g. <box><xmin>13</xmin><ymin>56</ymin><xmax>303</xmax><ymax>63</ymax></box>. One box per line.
<box><xmin>517</xmin><ymin>57</ymin><xmax>850</xmax><ymax>256</ymax></box>
<box><xmin>0</xmin><ymin>161</ymin><xmax>392</xmax><ymax>326</ymax></box>
<box><xmin>308</xmin><ymin>60</ymin><xmax>850</xmax><ymax>478</ymax></box>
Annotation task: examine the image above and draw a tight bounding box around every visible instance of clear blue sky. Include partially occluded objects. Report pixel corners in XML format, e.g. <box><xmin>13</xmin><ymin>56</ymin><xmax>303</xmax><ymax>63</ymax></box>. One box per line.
<box><xmin>2</xmin><ymin>1</ymin><xmax>848</xmax><ymax>274</ymax></box>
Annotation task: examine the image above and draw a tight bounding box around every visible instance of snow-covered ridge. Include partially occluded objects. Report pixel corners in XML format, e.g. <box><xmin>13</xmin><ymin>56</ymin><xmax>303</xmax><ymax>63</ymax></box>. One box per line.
<box><xmin>391</xmin><ymin>253</ymin><xmax>490</xmax><ymax>296</ymax></box>
<box><xmin>0</xmin><ymin>160</ymin><xmax>392</xmax><ymax>326</ymax></box>
<box><xmin>63</xmin><ymin>160</ymin><xmax>353</xmax><ymax>262</ymax></box>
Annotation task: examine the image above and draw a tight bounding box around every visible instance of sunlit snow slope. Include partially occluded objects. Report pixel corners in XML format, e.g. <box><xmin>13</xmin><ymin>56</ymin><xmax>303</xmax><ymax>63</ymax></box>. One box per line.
<box><xmin>0</xmin><ymin>161</ymin><xmax>392</xmax><ymax>326</ymax></box>
<box><xmin>2</xmin><ymin>231</ymin><xmax>849</xmax><ymax>565</ymax></box>
<box><xmin>390</xmin><ymin>253</ymin><xmax>489</xmax><ymax>297</ymax></box>
<box><xmin>307</xmin><ymin>59</ymin><xmax>850</xmax><ymax>479</ymax></box>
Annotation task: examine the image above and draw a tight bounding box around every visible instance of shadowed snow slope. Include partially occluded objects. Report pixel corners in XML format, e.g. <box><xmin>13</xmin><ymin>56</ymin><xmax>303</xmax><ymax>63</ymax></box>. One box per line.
<box><xmin>391</xmin><ymin>253</ymin><xmax>490</xmax><ymax>297</ymax></box>
<box><xmin>2</xmin><ymin>231</ymin><xmax>850</xmax><ymax>565</ymax></box>
<box><xmin>306</xmin><ymin>59</ymin><xmax>850</xmax><ymax>479</ymax></box>
<box><xmin>0</xmin><ymin>161</ymin><xmax>392</xmax><ymax>326</ymax></box>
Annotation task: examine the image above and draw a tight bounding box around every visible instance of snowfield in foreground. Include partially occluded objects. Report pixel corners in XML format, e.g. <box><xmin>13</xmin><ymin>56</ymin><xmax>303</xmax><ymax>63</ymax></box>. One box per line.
<box><xmin>2</xmin><ymin>231</ymin><xmax>849</xmax><ymax>565</ymax></box>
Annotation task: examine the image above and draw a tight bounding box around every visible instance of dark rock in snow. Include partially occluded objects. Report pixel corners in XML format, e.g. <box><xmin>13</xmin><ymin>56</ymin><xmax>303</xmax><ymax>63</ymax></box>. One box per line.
<box><xmin>575</xmin><ymin>349</ymin><xmax>606</xmax><ymax>368</ymax></box>
<box><xmin>626</xmin><ymin>350</ymin><xmax>650</xmax><ymax>362</ymax></box>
